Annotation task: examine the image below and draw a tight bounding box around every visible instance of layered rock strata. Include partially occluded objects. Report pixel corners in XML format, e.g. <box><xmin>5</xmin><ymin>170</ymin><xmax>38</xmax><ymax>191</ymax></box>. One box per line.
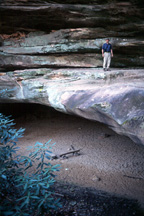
<box><xmin>0</xmin><ymin>0</ymin><xmax>144</xmax><ymax>69</ymax></box>
<box><xmin>0</xmin><ymin>1</ymin><xmax>144</xmax><ymax>145</ymax></box>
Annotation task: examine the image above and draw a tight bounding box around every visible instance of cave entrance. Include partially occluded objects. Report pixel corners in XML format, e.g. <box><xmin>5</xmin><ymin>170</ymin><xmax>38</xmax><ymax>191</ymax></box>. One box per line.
<box><xmin>0</xmin><ymin>102</ymin><xmax>58</xmax><ymax>118</ymax></box>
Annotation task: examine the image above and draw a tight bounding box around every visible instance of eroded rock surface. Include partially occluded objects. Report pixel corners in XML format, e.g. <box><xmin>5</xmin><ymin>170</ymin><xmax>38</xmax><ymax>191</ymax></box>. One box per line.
<box><xmin>0</xmin><ymin>1</ymin><xmax>144</xmax><ymax>145</ymax></box>
<box><xmin>0</xmin><ymin>68</ymin><xmax>144</xmax><ymax>145</ymax></box>
<box><xmin>0</xmin><ymin>0</ymin><xmax>144</xmax><ymax>69</ymax></box>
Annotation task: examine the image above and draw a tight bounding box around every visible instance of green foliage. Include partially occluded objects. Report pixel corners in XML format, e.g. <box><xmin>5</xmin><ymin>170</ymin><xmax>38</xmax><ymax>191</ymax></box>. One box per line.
<box><xmin>0</xmin><ymin>88</ymin><xmax>15</xmax><ymax>98</ymax></box>
<box><xmin>0</xmin><ymin>113</ymin><xmax>61</xmax><ymax>216</ymax></box>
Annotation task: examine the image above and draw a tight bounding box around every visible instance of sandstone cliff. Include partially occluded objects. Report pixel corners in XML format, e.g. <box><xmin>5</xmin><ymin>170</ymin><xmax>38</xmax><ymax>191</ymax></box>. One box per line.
<box><xmin>0</xmin><ymin>0</ymin><xmax>144</xmax><ymax>145</ymax></box>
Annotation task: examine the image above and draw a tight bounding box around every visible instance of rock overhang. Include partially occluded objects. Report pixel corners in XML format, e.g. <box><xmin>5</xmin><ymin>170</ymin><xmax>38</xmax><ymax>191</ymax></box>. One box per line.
<box><xmin>0</xmin><ymin>68</ymin><xmax>144</xmax><ymax>145</ymax></box>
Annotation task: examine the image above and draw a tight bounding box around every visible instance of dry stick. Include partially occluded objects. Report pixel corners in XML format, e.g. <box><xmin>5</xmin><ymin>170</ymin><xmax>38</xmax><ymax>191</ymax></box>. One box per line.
<box><xmin>60</xmin><ymin>149</ymin><xmax>82</xmax><ymax>157</ymax></box>
<box><xmin>52</xmin><ymin>149</ymin><xmax>82</xmax><ymax>159</ymax></box>
<box><xmin>123</xmin><ymin>175</ymin><xmax>143</xmax><ymax>180</ymax></box>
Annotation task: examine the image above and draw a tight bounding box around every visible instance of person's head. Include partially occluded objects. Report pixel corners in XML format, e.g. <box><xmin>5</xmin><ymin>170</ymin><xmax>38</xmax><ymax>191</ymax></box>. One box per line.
<box><xmin>106</xmin><ymin>39</ymin><xmax>110</xmax><ymax>44</ymax></box>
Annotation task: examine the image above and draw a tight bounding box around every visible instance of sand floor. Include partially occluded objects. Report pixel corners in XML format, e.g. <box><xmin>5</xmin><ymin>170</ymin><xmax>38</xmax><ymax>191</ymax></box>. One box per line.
<box><xmin>5</xmin><ymin>103</ymin><xmax>144</xmax><ymax>208</ymax></box>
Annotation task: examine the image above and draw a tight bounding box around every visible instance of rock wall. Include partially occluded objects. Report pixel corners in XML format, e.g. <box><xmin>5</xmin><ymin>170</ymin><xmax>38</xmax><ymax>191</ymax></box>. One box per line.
<box><xmin>0</xmin><ymin>0</ymin><xmax>144</xmax><ymax>69</ymax></box>
<box><xmin>0</xmin><ymin>1</ymin><xmax>144</xmax><ymax>145</ymax></box>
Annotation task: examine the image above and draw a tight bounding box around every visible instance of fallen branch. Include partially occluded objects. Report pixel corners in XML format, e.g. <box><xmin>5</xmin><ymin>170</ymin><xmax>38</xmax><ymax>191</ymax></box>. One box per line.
<box><xmin>52</xmin><ymin>149</ymin><xmax>82</xmax><ymax>160</ymax></box>
<box><xmin>123</xmin><ymin>175</ymin><xmax>143</xmax><ymax>180</ymax></box>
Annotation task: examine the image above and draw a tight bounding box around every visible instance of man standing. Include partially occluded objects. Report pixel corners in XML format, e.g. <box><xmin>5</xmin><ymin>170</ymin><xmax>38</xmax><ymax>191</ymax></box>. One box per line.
<box><xmin>102</xmin><ymin>39</ymin><xmax>113</xmax><ymax>71</ymax></box>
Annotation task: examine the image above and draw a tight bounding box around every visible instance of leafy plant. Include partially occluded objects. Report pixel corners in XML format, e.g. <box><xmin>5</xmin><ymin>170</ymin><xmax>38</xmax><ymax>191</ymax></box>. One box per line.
<box><xmin>0</xmin><ymin>88</ymin><xmax>15</xmax><ymax>98</ymax></box>
<box><xmin>0</xmin><ymin>113</ymin><xmax>61</xmax><ymax>216</ymax></box>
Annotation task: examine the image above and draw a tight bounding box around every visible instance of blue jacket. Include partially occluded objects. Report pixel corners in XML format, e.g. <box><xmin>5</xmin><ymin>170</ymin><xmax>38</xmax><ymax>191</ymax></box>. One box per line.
<box><xmin>102</xmin><ymin>43</ymin><xmax>112</xmax><ymax>52</ymax></box>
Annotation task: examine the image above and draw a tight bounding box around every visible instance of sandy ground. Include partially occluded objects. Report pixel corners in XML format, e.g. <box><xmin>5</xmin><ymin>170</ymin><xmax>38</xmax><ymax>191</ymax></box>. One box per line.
<box><xmin>4</xmin><ymin>103</ymin><xmax>144</xmax><ymax>208</ymax></box>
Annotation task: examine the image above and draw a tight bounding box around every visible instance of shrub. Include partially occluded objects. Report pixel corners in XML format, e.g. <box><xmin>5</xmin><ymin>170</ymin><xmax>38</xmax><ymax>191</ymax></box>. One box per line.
<box><xmin>0</xmin><ymin>113</ymin><xmax>61</xmax><ymax>216</ymax></box>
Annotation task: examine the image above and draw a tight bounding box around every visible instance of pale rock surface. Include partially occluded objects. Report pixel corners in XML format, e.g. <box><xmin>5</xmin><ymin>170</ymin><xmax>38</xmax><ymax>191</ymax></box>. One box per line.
<box><xmin>0</xmin><ymin>68</ymin><xmax>144</xmax><ymax>145</ymax></box>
